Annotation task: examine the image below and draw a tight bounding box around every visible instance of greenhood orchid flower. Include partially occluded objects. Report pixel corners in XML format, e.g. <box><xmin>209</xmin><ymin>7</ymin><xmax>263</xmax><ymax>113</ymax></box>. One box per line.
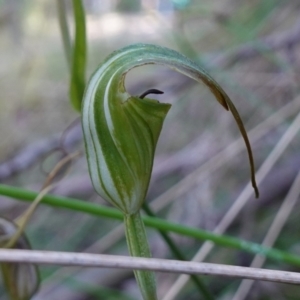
<box><xmin>82</xmin><ymin>44</ymin><xmax>258</xmax><ymax>213</ymax></box>
<box><xmin>82</xmin><ymin>43</ymin><xmax>258</xmax><ymax>300</ymax></box>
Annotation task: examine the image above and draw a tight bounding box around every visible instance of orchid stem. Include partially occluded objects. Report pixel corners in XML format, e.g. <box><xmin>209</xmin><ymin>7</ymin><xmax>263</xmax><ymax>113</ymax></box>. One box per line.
<box><xmin>124</xmin><ymin>211</ymin><xmax>157</xmax><ymax>300</ymax></box>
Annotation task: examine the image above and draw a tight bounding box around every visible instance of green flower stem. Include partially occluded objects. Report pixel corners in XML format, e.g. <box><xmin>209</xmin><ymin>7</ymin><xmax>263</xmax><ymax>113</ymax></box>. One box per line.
<box><xmin>0</xmin><ymin>184</ymin><xmax>298</xmax><ymax>268</ymax></box>
<box><xmin>142</xmin><ymin>203</ymin><xmax>214</xmax><ymax>300</ymax></box>
<box><xmin>124</xmin><ymin>211</ymin><xmax>157</xmax><ymax>300</ymax></box>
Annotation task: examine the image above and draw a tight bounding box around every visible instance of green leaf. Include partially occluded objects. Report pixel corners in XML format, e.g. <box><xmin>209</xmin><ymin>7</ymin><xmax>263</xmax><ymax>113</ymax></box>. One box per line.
<box><xmin>69</xmin><ymin>0</ymin><xmax>87</xmax><ymax>112</ymax></box>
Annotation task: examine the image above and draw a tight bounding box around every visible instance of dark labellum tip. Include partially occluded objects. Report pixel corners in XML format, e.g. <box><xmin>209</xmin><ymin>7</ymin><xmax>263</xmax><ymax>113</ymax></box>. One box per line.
<box><xmin>139</xmin><ymin>89</ymin><xmax>164</xmax><ymax>99</ymax></box>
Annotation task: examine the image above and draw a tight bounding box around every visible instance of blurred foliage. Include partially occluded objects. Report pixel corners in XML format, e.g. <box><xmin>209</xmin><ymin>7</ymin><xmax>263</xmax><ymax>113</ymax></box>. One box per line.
<box><xmin>116</xmin><ymin>0</ymin><xmax>141</xmax><ymax>12</ymax></box>
<box><xmin>0</xmin><ymin>0</ymin><xmax>300</xmax><ymax>299</ymax></box>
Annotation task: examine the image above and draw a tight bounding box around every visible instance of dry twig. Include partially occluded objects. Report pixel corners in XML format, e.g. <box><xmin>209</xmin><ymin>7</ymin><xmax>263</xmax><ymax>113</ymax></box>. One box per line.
<box><xmin>0</xmin><ymin>249</ymin><xmax>299</xmax><ymax>285</ymax></box>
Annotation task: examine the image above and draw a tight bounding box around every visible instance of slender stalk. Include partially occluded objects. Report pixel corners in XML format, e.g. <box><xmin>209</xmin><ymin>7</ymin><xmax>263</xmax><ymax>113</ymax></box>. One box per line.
<box><xmin>5</xmin><ymin>185</ymin><xmax>53</xmax><ymax>249</ymax></box>
<box><xmin>143</xmin><ymin>203</ymin><xmax>214</xmax><ymax>300</ymax></box>
<box><xmin>124</xmin><ymin>211</ymin><xmax>157</xmax><ymax>300</ymax></box>
<box><xmin>0</xmin><ymin>184</ymin><xmax>300</xmax><ymax>268</ymax></box>
<box><xmin>70</xmin><ymin>0</ymin><xmax>87</xmax><ymax>111</ymax></box>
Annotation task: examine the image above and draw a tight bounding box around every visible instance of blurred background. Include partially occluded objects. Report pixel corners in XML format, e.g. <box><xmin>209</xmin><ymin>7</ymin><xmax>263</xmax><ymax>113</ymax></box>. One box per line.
<box><xmin>1</xmin><ymin>0</ymin><xmax>300</xmax><ymax>299</ymax></box>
